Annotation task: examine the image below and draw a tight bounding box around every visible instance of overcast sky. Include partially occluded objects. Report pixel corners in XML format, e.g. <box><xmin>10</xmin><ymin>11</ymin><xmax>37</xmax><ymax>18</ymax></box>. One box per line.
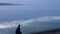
<box><xmin>0</xmin><ymin>0</ymin><xmax>60</xmax><ymax>4</ymax></box>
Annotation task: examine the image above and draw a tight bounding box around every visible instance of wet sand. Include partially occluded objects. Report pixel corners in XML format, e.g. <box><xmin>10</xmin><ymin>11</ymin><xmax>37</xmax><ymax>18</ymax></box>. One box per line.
<box><xmin>31</xmin><ymin>28</ymin><xmax>60</xmax><ymax>34</ymax></box>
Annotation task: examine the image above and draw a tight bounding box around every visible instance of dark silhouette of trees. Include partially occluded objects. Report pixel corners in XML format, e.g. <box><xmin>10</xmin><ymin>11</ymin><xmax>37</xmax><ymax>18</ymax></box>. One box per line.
<box><xmin>16</xmin><ymin>25</ymin><xmax>22</xmax><ymax>34</ymax></box>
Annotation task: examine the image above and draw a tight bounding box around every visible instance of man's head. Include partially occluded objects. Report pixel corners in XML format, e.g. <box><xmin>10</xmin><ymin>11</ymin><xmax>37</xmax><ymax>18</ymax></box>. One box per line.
<box><xmin>18</xmin><ymin>25</ymin><xmax>20</xmax><ymax>27</ymax></box>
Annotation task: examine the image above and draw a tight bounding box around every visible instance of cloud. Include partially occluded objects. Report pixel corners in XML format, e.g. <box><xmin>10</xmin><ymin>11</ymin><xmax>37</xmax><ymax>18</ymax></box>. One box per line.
<box><xmin>0</xmin><ymin>16</ymin><xmax>60</xmax><ymax>29</ymax></box>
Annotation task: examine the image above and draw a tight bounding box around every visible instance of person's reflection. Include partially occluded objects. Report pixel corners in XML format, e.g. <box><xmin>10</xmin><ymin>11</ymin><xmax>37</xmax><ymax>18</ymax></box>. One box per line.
<box><xmin>16</xmin><ymin>25</ymin><xmax>22</xmax><ymax>34</ymax></box>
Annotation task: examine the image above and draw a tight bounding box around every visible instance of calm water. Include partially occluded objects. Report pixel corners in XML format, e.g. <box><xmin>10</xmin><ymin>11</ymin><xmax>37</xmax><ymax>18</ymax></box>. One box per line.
<box><xmin>0</xmin><ymin>4</ymin><xmax>60</xmax><ymax>34</ymax></box>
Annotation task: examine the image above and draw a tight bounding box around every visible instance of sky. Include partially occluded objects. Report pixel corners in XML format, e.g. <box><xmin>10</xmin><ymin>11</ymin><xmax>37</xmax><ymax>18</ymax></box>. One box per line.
<box><xmin>0</xmin><ymin>0</ymin><xmax>60</xmax><ymax>4</ymax></box>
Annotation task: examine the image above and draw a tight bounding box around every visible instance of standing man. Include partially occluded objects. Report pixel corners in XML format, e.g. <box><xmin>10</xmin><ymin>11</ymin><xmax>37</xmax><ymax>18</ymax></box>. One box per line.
<box><xmin>16</xmin><ymin>25</ymin><xmax>22</xmax><ymax>34</ymax></box>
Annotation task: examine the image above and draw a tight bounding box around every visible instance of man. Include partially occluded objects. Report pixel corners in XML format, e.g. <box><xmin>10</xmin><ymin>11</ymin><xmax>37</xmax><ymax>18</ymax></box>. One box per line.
<box><xmin>16</xmin><ymin>25</ymin><xmax>22</xmax><ymax>34</ymax></box>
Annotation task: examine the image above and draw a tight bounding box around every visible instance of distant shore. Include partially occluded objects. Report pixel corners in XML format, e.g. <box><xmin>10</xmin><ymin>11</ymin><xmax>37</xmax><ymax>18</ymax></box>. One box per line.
<box><xmin>0</xmin><ymin>3</ymin><xmax>20</xmax><ymax>5</ymax></box>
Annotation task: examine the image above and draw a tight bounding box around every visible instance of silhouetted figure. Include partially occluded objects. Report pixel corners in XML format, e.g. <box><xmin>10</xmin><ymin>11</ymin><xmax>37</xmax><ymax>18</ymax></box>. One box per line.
<box><xmin>16</xmin><ymin>25</ymin><xmax>22</xmax><ymax>34</ymax></box>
